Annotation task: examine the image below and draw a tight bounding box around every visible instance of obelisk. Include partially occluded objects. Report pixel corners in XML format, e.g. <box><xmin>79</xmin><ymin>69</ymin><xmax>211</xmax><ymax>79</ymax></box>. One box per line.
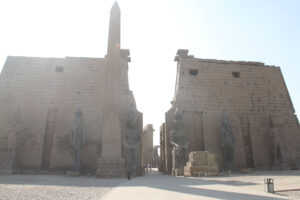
<box><xmin>96</xmin><ymin>1</ymin><xmax>125</xmax><ymax>178</ymax></box>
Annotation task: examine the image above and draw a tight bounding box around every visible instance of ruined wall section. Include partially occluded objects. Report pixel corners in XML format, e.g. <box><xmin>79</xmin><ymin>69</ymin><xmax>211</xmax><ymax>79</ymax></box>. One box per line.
<box><xmin>0</xmin><ymin>56</ymin><xmax>106</xmax><ymax>171</ymax></box>
<box><xmin>172</xmin><ymin>54</ymin><xmax>300</xmax><ymax>169</ymax></box>
<box><xmin>141</xmin><ymin>125</ymin><xmax>154</xmax><ymax>167</ymax></box>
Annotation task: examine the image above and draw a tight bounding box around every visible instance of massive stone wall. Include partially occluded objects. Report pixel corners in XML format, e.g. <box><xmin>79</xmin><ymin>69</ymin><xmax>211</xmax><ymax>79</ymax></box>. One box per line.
<box><xmin>161</xmin><ymin>49</ymin><xmax>300</xmax><ymax>173</ymax></box>
<box><xmin>0</xmin><ymin>56</ymin><xmax>105</xmax><ymax>171</ymax></box>
<box><xmin>0</xmin><ymin>55</ymin><xmax>141</xmax><ymax>173</ymax></box>
<box><xmin>0</xmin><ymin>2</ymin><xmax>142</xmax><ymax>177</ymax></box>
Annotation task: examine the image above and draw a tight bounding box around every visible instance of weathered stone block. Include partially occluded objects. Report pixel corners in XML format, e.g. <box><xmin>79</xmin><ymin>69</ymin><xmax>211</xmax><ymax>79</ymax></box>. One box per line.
<box><xmin>96</xmin><ymin>158</ymin><xmax>125</xmax><ymax>178</ymax></box>
<box><xmin>184</xmin><ymin>151</ymin><xmax>218</xmax><ymax>177</ymax></box>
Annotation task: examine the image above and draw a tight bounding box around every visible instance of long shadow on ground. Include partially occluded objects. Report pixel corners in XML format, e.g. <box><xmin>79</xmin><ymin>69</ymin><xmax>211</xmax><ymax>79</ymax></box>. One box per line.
<box><xmin>120</xmin><ymin>172</ymin><xmax>289</xmax><ymax>200</ymax></box>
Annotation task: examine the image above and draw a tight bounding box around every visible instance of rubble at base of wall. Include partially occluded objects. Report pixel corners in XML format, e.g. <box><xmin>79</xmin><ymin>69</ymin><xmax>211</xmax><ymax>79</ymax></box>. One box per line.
<box><xmin>184</xmin><ymin>151</ymin><xmax>219</xmax><ymax>177</ymax></box>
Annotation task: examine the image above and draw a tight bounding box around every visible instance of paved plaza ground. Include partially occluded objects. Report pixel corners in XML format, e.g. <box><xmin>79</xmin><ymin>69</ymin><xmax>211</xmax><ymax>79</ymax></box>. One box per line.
<box><xmin>0</xmin><ymin>170</ymin><xmax>299</xmax><ymax>199</ymax></box>
<box><xmin>0</xmin><ymin>174</ymin><xmax>122</xmax><ymax>199</ymax></box>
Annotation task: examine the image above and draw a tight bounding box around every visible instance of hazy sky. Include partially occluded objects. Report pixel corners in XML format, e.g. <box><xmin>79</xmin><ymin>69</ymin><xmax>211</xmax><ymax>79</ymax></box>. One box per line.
<box><xmin>0</xmin><ymin>0</ymin><xmax>299</xmax><ymax>145</ymax></box>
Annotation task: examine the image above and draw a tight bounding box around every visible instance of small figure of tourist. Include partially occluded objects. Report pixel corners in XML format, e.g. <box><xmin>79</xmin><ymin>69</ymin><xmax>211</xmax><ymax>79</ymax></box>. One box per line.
<box><xmin>127</xmin><ymin>171</ymin><xmax>131</xmax><ymax>180</ymax></box>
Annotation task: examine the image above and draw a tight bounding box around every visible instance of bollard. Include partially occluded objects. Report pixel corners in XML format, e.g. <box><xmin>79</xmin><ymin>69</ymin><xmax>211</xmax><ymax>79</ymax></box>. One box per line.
<box><xmin>264</xmin><ymin>178</ymin><xmax>274</xmax><ymax>193</ymax></box>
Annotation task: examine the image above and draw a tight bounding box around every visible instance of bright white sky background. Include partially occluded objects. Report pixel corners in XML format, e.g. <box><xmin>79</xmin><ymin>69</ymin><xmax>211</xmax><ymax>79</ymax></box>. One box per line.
<box><xmin>0</xmin><ymin>0</ymin><xmax>299</xmax><ymax>146</ymax></box>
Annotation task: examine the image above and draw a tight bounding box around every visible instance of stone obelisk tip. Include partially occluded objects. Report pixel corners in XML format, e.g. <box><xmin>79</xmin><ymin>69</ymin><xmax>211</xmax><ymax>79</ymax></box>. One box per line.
<box><xmin>112</xmin><ymin>1</ymin><xmax>120</xmax><ymax>11</ymax></box>
<box><xmin>107</xmin><ymin>1</ymin><xmax>121</xmax><ymax>55</ymax></box>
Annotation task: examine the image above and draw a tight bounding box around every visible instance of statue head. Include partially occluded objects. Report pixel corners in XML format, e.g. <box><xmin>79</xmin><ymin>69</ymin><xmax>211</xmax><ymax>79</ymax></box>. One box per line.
<box><xmin>221</xmin><ymin>110</ymin><xmax>230</xmax><ymax>128</ymax></box>
<box><xmin>174</xmin><ymin>107</ymin><xmax>183</xmax><ymax>121</ymax></box>
<box><xmin>129</xmin><ymin>104</ymin><xmax>137</xmax><ymax>118</ymax></box>
<box><xmin>75</xmin><ymin>107</ymin><xmax>82</xmax><ymax>118</ymax></box>
<box><xmin>127</xmin><ymin>104</ymin><xmax>138</xmax><ymax>129</ymax></box>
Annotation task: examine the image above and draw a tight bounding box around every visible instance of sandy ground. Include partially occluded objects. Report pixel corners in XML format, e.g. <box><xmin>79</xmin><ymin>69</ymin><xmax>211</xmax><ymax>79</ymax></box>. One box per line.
<box><xmin>0</xmin><ymin>170</ymin><xmax>299</xmax><ymax>200</ymax></box>
<box><xmin>0</xmin><ymin>174</ymin><xmax>123</xmax><ymax>200</ymax></box>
